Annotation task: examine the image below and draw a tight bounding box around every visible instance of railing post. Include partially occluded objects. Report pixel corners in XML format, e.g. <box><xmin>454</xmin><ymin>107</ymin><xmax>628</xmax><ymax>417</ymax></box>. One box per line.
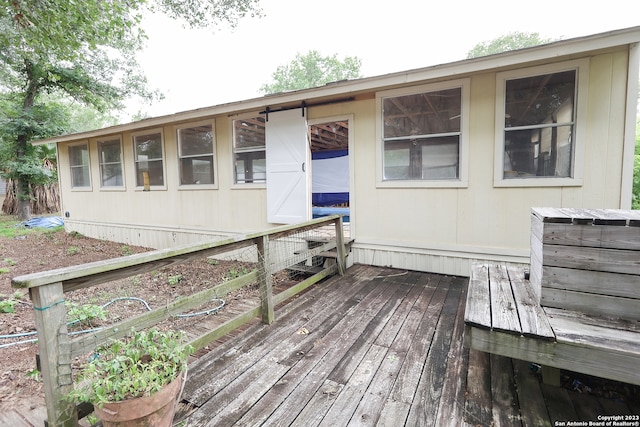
<box><xmin>256</xmin><ymin>235</ymin><xmax>275</xmax><ymax>324</ymax></box>
<box><xmin>30</xmin><ymin>283</ymin><xmax>77</xmax><ymax>427</ymax></box>
<box><xmin>334</xmin><ymin>216</ymin><xmax>346</xmax><ymax>275</ymax></box>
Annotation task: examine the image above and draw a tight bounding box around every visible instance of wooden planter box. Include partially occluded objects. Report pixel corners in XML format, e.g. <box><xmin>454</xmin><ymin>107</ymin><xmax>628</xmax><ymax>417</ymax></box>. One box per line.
<box><xmin>530</xmin><ymin>207</ymin><xmax>640</xmax><ymax>320</ymax></box>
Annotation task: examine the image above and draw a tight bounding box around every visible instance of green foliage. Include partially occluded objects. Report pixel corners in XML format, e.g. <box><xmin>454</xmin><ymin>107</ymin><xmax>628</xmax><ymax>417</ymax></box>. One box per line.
<box><xmin>152</xmin><ymin>0</ymin><xmax>262</xmax><ymax>29</ymax></box>
<box><xmin>466</xmin><ymin>32</ymin><xmax>556</xmax><ymax>59</ymax></box>
<box><xmin>4</xmin><ymin>258</ymin><xmax>16</xmax><ymax>266</ymax></box>
<box><xmin>0</xmin><ymin>291</ymin><xmax>27</xmax><ymax>313</ymax></box>
<box><xmin>0</xmin><ymin>298</ymin><xmax>17</xmax><ymax>313</ymax></box>
<box><xmin>66</xmin><ymin>328</ymin><xmax>193</xmax><ymax>406</ymax></box>
<box><xmin>66</xmin><ymin>246</ymin><xmax>80</xmax><ymax>255</ymax></box>
<box><xmin>0</xmin><ymin>215</ymin><xmax>37</xmax><ymax>237</ymax></box>
<box><xmin>66</xmin><ymin>302</ymin><xmax>107</xmax><ymax>327</ymax></box>
<box><xmin>121</xmin><ymin>245</ymin><xmax>134</xmax><ymax>256</ymax></box>
<box><xmin>0</xmin><ymin>0</ymin><xmax>262</xmax><ymax>218</ymax></box>
<box><xmin>168</xmin><ymin>275</ymin><xmax>182</xmax><ymax>286</ymax></box>
<box><xmin>26</xmin><ymin>368</ymin><xmax>41</xmax><ymax>382</ymax></box>
<box><xmin>225</xmin><ymin>267</ymin><xmax>249</xmax><ymax>281</ymax></box>
<box><xmin>259</xmin><ymin>50</ymin><xmax>363</xmax><ymax>94</ymax></box>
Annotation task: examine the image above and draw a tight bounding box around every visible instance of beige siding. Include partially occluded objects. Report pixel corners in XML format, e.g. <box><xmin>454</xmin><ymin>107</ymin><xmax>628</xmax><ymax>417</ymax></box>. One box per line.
<box><xmin>56</xmin><ymin>47</ymin><xmax>635</xmax><ymax>275</ymax></box>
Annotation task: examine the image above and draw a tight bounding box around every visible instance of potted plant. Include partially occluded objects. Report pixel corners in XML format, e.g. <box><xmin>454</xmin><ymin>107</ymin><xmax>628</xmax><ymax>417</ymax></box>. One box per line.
<box><xmin>67</xmin><ymin>327</ymin><xmax>194</xmax><ymax>427</ymax></box>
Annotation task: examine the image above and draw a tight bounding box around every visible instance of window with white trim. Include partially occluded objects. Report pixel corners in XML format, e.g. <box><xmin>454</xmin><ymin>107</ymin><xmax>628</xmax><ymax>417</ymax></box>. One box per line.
<box><xmin>499</xmin><ymin>67</ymin><xmax>579</xmax><ymax>181</ymax></box>
<box><xmin>233</xmin><ymin>116</ymin><xmax>266</xmax><ymax>184</ymax></box>
<box><xmin>133</xmin><ymin>130</ymin><xmax>165</xmax><ymax>188</ymax></box>
<box><xmin>177</xmin><ymin>124</ymin><xmax>215</xmax><ymax>185</ymax></box>
<box><xmin>382</xmin><ymin>86</ymin><xmax>463</xmax><ymax>181</ymax></box>
<box><xmin>97</xmin><ymin>137</ymin><xmax>124</xmax><ymax>187</ymax></box>
<box><xmin>69</xmin><ymin>143</ymin><xmax>90</xmax><ymax>188</ymax></box>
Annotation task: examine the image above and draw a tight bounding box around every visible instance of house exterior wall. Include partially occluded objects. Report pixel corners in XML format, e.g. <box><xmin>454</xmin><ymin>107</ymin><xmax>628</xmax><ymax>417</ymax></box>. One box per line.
<box><xmin>54</xmin><ymin>45</ymin><xmax>636</xmax><ymax>276</ymax></box>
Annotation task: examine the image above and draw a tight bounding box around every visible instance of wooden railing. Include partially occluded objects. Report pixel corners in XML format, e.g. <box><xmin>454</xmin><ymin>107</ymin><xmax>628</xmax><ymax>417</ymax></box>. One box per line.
<box><xmin>11</xmin><ymin>215</ymin><xmax>347</xmax><ymax>427</ymax></box>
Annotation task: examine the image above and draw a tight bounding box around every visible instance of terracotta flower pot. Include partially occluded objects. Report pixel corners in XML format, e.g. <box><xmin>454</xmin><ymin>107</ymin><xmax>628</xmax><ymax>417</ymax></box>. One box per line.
<box><xmin>93</xmin><ymin>372</ymin><xmax>184</xmax><ymax>427</ymax></box>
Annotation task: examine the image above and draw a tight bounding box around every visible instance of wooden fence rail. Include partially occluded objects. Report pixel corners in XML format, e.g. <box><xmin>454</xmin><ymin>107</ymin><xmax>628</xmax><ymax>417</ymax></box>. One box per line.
<box><xmin>12</xmin><ymin>215</ymin><xmax>347</xmax><ymax>427</ymax></box>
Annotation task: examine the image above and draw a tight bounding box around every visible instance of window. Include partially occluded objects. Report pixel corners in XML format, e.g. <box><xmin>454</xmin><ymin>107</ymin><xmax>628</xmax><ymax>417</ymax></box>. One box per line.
<box><xmin>97</xmin><ymin>137</ymin><xmax>124</xmax><ymax>187</ymax></box>
<box><xmin>133</xmin><ymin>130</ymin><xmax>165</xmax><ymax>188</ymax></box>
<box><xmin>233</xmin><ymin>116</ymin><xmax>266</xmax><ymax>184</ymax></box>
<box><xmin>382</xmin><ymin>86</ymin><xmax>463</xmax><ymax>181</ymax></box>
<box><xmin>177</xmin><ymin>124</ymin><xmax>215</xmax><ymax>185</ymax></box>
<box><xmin>69</xmin><ymin>143</ymin><xmax>90</xmax><ymax>188</ymax></box>
<box><xmin>495</xmin><ymin>60</ymin><xmax>588</xmax><ymax>186</ymax></box>
<box><xmin>501</xmin><ymin>70</ymin><xmax>576</xmax><ymax>179</ymax></box>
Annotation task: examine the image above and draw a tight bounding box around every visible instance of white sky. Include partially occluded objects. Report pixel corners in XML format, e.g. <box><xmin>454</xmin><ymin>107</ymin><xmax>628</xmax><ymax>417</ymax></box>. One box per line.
<box><xmin>130</xmin><ymin>0</ymin><xmax>640</xmax><ymax>119</ymax></box>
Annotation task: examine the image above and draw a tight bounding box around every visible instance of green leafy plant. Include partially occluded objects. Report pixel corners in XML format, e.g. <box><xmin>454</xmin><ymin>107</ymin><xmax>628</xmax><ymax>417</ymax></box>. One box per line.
<box><xmin>66</xmin><ymin>246</ymin><xmax>80</xmax><ymax>255</ymax></box>
<box><xmin>4</xmin><ymin>258</ymin><xmax>17</xmax><ymax>266</ymax></box>
<box><xmin>225</xmin><ymin>267</ymin><xmax>249</xmax><ymax>281</ymax></box>
<box><xmin>0</xmin><ymin>299</ymin><xmax>17</xmax><ymax>313</ymax></box>
<box><xmin>0</xmin><ymin>267</ymin><xmax>10</xmax><ymax>274</ymax></box>
<box><xmin>121</xmin><ymin>245</ymin><xmax>134</xmax><ymax>256</ymax></box>
<box><xmin>66</xmin><ymin>328</ymin><xmax>193</xmax><ymax>407</ymax></box>
<box><xmin>66</xmin><ymin>302</ymin><xmax>107</xmax><ymax>327</ymax></box>
<box><xmin>26</xmin><ymin>369</ymin><xmax>41</xmax><ymax>382</ymax></box>
<box><xmin>168</xmin><ymin>275</ymin><xmax>182</xmax><ymax>286</ymax></box>
<box><xmin>206</xmin><ymin>258</ymin><xmax>218</xmax><ymax>266</ymax></box>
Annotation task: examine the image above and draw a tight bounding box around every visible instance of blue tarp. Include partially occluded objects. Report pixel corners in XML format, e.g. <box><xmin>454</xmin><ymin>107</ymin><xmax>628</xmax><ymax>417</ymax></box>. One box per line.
<box><xmin>22</xmin><ymin>216</ymin><xmax>64</xmax><ymax>228</ymax></box>
<box><xmin>312</xmin><ymin>149</ymin><xmax>349</xmax><ymax>207</ymax></box>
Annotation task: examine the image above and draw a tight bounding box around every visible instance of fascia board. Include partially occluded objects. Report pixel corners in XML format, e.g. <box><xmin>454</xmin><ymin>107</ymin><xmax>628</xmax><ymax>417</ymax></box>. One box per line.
<box><xmin>32</xmin><ymin>26</ymin><xmax>640</xmax><ymax>146</ymax></box>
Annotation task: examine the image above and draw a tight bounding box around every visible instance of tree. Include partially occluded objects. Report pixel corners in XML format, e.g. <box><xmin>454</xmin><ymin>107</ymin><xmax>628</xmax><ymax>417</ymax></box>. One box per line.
<box><xmin>0</xmin><ymin>0</ymin><xmax>261</xmax><ymax>220</ymax></box>
<box><xmin>259</xmin><ymin>50</ymin><xmax>362</xmax><ymax>94</ymax></box>
<box><xmin>466</xmin><ymin>32</ymin><xmax>555</xmax><ymax>59</ymax></box>
<box><xmin>0</xmin><ymin>93</ymin><xmax>119</xmax><ymax>215</ymax></box>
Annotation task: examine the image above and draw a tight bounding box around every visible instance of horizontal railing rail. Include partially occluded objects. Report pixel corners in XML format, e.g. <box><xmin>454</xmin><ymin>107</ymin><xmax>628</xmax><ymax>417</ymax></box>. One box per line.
<box><xmin>12</xmin><ymin>215</ymin><xmax>347</xmax><ymax>427</ymax></box>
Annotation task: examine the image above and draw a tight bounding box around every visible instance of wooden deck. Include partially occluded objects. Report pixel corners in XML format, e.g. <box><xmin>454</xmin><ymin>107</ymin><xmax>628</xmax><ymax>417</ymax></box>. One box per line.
<box><xmin>175</xmin><ymin>264</ymin><xmax>640</xmax><ymax>427</ymax></box>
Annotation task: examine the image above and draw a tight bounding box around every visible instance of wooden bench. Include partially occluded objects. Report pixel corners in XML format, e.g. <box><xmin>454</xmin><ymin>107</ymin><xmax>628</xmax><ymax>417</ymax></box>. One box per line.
<box><xmin>464</xmin><ymin>208</ymin><xmax>640</xmax><ymax>386</ymax></box>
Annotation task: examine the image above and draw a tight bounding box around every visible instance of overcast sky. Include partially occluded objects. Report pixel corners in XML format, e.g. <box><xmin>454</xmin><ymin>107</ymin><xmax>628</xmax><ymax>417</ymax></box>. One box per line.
<box><xmin>130</xmin><ymin>0</ymin><xmax>640</xmax><ymax>119</ymax></box>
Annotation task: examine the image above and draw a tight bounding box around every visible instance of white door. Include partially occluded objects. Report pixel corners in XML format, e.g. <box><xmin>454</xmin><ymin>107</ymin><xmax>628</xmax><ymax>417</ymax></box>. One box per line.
<box><xmin>265</xmin><ymin>109</ymin><xmax>310</xmax><ymax>224</ymax></box>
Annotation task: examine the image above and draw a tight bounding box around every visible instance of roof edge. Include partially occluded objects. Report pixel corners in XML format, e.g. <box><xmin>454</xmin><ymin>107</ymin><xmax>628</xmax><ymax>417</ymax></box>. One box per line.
<box><xmin>32</xmin><ymin>25</ymin><xmax>640</xmax><ymax>145</ymax></box>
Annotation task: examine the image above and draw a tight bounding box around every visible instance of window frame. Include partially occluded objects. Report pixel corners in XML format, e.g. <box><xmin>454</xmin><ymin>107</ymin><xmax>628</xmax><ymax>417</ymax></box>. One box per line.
<box><xmin>176</xmin><ymin>121</ymin><xmax>218</xmax><ymax>190</ymax></box>
<box><xmin>68</xmin><ymin>141</ymin><xmax>92</xmax><ymax>191</ymax></box>
<box><xmin>97</xmin><ymin>136</ymin><xmax>125</xmax><ymax>190</ymax></box>
<box><xmin>231</xmin><ymin>112</ymin><xmax>267</xmax><ymax>188</ymax></box>
<box><xmin>376</xmin><ymin>79</ymin><xmax>470</xmax><ymax>188</ymax></box>
<box><xmin>132</xmin><ymin>128</ymin><xmax>167</xmax><ymax>191</ymax></box>
<box><xmin>494</xmin><ymin>59</ymin><xmax>589</xmax><ymax>187</ymax></box>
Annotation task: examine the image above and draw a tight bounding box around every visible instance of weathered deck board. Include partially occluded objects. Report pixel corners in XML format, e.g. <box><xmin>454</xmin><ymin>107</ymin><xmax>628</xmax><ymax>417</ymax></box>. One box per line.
<box><xmin>489</xmin><ymin>264</ymin><xmax>521</xmax><ymax>334</ymax></box>
<box><xmin>540</xmin><ymin>383</ymin><xmax>580</xmax><ymax>422</ymax></box>
<box><xmin>173</xmin><ymin>265</ymin><xmax>639</xmax><ymax>427</ymax></box>
<box><xmin>506</xmin><ymin>264</ymin><xmax>554</xmax><ymax>339</ymax></box>
<box><xmin>464</xmin><ymin>263</ymin><xmax>490</xmax><ymax>327</ymax></box>
<box><xmin>432</xmin><ymin>278</ymin><xmax>469</xmax><ymax>427</ymax></box>
<box><xmin>513</xmin><ymin>359</ymin><xmax>552</xmax><ymax>427</ymax></box>
<box><xmin>464</xmin><ymin>348</ymin><xmax>492</xmax><ymax>426</ymax></box>
<box><xmin>490</xmin><ymin>354</ymin><xmax>520</xmax><ymax>427</ymax></box>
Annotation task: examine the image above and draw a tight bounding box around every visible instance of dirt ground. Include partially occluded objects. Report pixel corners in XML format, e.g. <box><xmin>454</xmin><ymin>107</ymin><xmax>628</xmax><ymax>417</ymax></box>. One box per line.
<box><xmin>0</xmin><ymin>219</ymin><xmax>264</xmax><ymax>413</ymax></box>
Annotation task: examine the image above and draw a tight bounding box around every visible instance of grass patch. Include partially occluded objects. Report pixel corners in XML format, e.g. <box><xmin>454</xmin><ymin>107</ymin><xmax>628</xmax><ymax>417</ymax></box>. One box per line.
<box><xmin>0</xmin><ymin>215</ymin><xmax>35</xmax><ymax>239</ymax></box>
<box><xmin>0</xmin><ymin>214</ymin><xmax>64</xmax><ymax>239</ymax></box>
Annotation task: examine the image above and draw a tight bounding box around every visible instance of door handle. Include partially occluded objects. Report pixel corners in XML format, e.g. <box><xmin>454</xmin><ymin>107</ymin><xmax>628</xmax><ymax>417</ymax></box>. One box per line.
<box><xmin>302</xmin><ymin>162</ymin><xmax>306</xmax><ymax>172</ymax></box>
